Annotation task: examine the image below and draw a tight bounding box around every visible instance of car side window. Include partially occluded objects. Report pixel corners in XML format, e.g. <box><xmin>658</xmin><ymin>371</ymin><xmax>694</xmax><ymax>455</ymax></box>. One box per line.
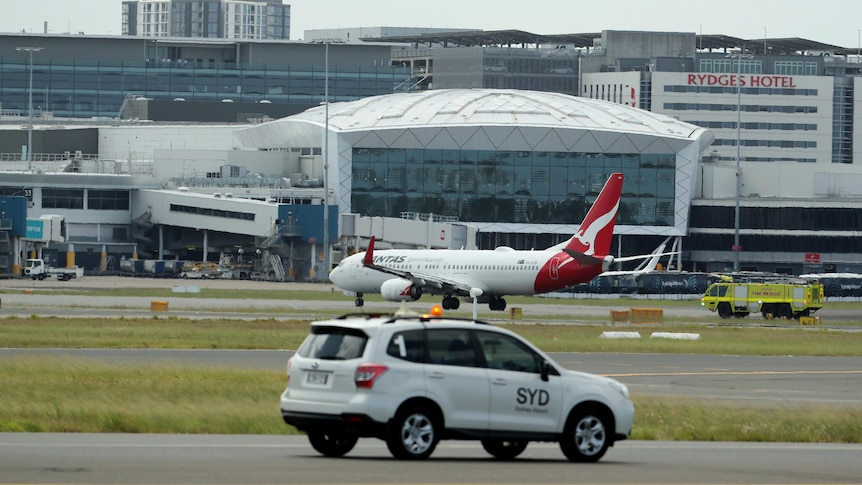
<box><xmin>386</xmin><ymin>329</ymin><xmax>425</xmax><ymax>363</ymax></box>
<box><xmin>427</xmin><ymin>329</ymin><xmax>479</xmax><ymax>367</ymax></box>
<box><xmin>476</xmin><ymin>330</ymin><xmax>540</xmax><ymax>374</ymax></box>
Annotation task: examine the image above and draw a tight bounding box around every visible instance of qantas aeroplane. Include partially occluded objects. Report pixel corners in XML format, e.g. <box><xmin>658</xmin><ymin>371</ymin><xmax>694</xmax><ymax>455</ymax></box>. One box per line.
<box><xmin>329</xmin><ymin>172</ymin><xmax>660</xmax><ymax>311</ymax></box>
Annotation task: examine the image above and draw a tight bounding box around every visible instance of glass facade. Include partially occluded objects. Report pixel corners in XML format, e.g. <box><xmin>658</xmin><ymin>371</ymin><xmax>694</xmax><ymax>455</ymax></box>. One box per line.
<box><xmin>0</xmin><ymin>59</ymin><xmax>409</xmax><ymax>118</ymax></box>
<box><xmin>351</xmin><ymin>148</ymin><xmax>676</xmax><ymax>226</ymax></box>
<box><xmin>42</xmin><ymin>188</ymin><xmax>84</xmax><ymax>209</ymax></box>
<box><xmin>88</xmin><ymin>190</ymin><xmax>130</xmax><ymax>210</ymax></box>
<box><xmin>426</xmin><ymin>47</ymin><xmax>579</xmax><ymax>95</ymax></box>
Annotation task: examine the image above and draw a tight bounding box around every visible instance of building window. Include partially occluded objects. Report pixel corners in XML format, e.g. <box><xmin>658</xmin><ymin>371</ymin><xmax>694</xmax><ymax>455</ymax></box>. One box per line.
<box><xmin>42</xmin><ymin>188</ymin><xmax>84</xmax><ymax>209</ymax></box>
<box><xmin>88</xmin><ymin>190</ymin><xmax>130</xmax><ymax>210</ymax></box>
<box><xmin>774</xmin><ymin>61</ymin><xmax>804</xmax><ymax>75</ymax></box>
<box><xmin>351</xmin><ymin>148</ymin><xmax>676</xmax><ymax>226</ymax></box>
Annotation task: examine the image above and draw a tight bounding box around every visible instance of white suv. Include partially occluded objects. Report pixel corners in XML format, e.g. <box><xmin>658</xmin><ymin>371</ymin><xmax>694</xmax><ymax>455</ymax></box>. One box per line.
<box><xmin>280</xmin><ymin>312</ymin><xmax>634</xmax><ymax>462</ymax></box>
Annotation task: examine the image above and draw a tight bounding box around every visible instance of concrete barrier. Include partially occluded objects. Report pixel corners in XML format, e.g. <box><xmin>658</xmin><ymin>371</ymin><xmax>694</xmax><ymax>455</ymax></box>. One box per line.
<box><xmin>599</xmin><ymin>331</ymin><xmax>642</xmax><ymax>339</ymax></box>
<box><xmin>650</xmin><ymin>332</ymin><xmax>701</xmax><ymax>340</ymax></box>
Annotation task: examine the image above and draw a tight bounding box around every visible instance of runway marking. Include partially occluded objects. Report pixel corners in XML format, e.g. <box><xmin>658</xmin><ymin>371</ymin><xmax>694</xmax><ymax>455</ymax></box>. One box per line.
<box><xmin>603</xmin><ymin>369</ymin><xmax>862</xmax><ymax>377</ymax></box>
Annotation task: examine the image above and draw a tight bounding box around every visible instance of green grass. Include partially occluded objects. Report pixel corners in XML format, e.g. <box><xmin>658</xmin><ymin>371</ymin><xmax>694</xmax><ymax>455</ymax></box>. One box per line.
<box><xmin>632</xmin><ymin>396</ymin><xmax>862</xmax><ymax>442</ymax></box>
<box><xmin>3</xmin><ymin>316</ymin><xmax>862</xmax><ymax>356</ymax></box>
<box><xmin>0</xmin><ymin>356</ymin><xmax>286</xmax><ymax>434</ymax></box>
<box><xmin>2</xmin><ymin>356</ymin><xmax>860</xmax><ymax>443</ymax></box>
<box><xmin>0</xmin><ymin>316</ymin><xmax>310</xmax><ymax>350</ymax></box>
<box><xmin>2</xmin><ymin>308</ymin><xmax>861</xmax><ymax>441</ymax></box>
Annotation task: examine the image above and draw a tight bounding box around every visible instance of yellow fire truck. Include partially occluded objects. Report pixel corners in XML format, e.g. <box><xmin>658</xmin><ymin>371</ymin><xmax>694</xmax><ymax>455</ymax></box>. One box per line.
<box><xmin>701</xmin><ymin>275</ymin><xmax>825</xmax><ymax>319</ymax></box>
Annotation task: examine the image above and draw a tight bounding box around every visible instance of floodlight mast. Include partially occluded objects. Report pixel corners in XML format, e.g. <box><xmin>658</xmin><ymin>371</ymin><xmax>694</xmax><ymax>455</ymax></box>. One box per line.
<box><xmin>16</xmin><ymin>46</ymin><xmax>44</xmax><ymax>171</ymax></box>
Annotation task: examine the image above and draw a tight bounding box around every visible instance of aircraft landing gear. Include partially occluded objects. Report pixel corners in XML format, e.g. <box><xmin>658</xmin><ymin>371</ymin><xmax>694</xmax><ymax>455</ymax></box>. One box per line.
<box><xmin>442</xmin><ymin>295</ymin><xmax>460</xmax><ymax>310</ymax></box>
<box><xmin>354</xmin><ymin>293</ymin><xmax>364</xmax><ymax>307</ymax></box>
<box><xmin>488</xmin><ymin>297</ymin><xmax>507</xmax><ymax>311</ymax></box>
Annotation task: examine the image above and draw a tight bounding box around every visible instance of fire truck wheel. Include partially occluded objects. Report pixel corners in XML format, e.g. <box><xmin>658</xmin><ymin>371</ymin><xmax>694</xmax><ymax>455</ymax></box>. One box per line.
<box><xmin>717</xmin><ymin>303</ymin><xmax>733</xmax><ymax>319</ymax></box>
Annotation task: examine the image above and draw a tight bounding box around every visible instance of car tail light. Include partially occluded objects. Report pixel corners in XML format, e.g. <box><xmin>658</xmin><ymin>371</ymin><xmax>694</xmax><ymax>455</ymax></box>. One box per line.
<box><xmin>285</xmin><ymin>358</ymin><xmax>293</xmax><ymax>385</ymax></box>
<box><xmin>355</xmin><ymin>363</ymin><xmax>388</xmax><ymax>389</ymax></box>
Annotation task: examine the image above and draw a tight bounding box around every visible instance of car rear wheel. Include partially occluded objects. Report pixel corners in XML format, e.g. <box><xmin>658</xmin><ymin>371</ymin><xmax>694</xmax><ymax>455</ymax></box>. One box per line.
<box><xmin>307</xmin><ymin>431</ymin><xmax>358</xmax><ymax>457</ymax></box>
<box><xmin>481</xmin><ymin>439</ymin><xmax>528</xmax><ymax>460</ymax></box>
<box><xmin>386</xmin><ymin>406</ymin><xmax>438</xmax><ymax>460</ymax></box>
<box><xmin>560</xmin><ymin>408</ymin><xmax>610</xmax><ymax>462</ymax></box>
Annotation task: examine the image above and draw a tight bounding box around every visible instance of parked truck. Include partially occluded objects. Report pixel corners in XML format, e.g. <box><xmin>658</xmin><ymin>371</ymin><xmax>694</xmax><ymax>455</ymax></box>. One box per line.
<box><xmin>24</xmin><ymin>259</ymin><xmax>84</xmax><ymax>281</ymax></box>
<box><xmin>701</xmin><ymin>275</ymin><xmax>825</xmax><ymax>319</ymax></box>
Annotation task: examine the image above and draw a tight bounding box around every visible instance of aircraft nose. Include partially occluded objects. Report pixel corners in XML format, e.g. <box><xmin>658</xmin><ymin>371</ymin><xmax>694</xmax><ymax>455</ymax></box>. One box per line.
<box><xmin>329</xmin><ymin>264</ymin><xmax>344</xmax><ymax>285</ymax></box>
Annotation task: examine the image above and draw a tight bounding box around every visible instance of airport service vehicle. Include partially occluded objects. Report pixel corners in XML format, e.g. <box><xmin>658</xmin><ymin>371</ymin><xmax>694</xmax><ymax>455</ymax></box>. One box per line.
<box><xmin>330</xmin><ymin>173</ymin><xmax>672</xmax><ymax>311</ymax></box>
<box><xmin>280</xmin><ymin>310</ymin><xmax>634</xmax><ymax>462</ymax></box>
<box><xmin>23</xmin><ymin>259</ymin><xmax>84</xmax><ymax>281</ymax></box>
<box><xmin>701</xmin><ymin>275</ymin><xmax>825</xmax><ymax>319</ymax></box>
<box><xmin>179</xmin><ymin>262</ymin><xmax>223</xmax><ymax>279</ymax></box>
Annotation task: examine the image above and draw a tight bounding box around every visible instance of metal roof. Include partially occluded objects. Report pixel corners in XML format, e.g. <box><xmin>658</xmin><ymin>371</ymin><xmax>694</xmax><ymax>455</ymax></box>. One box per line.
<box><xmin>252</xmin><ymin>89</ymin><xmax>705</xmax><ymax>139</ymax></box>
<box><xmin>362</xmin><ymin>29</ymin><xmax>600</xmax><ymax>47</ymax></box>
<box><xmin>364</xmin><ymin>29</ymin><xmax>859</xmax><ymax>54</ymax></box>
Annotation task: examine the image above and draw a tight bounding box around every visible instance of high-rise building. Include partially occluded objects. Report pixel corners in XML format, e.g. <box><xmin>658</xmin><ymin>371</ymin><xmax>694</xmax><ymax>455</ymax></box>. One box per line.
<box><xmin>122</xmin><ymin>0</ymin><xmax>290</xmax><ymax>40</ymax></box>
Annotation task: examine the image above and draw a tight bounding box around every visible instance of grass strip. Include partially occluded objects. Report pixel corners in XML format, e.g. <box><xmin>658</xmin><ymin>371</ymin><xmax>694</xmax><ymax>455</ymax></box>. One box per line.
<box><xmin>2</xmin><ymin>317</ymin><xmax>862</xmax><ymax>356</ymax></box>
<box><xmin>1</xmin><ymin>356</ymin><xmax>859</xmax><ymax>442</ymax></box>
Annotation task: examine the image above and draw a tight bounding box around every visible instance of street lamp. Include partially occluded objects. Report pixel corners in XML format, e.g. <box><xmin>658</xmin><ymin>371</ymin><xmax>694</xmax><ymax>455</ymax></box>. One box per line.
<box><xmin>323</xmin><ymin>41</ymin><xmax>330</xmax><ymax>281</ymax></box>
<box><xmin>16</xmin><ymin>46</ymin><xmax>43</xmax><ymax>171</ymax></box>
<box><xmin>727</xmin><ymin>45</ymin><xmax>753</xmax><ymax>272</ymax></box>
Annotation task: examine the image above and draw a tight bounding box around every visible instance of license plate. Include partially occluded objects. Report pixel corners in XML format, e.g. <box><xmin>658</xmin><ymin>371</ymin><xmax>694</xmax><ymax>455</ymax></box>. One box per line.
<box><xmin>305</xmin><ymin>371</ymin><xmax>330</xmax><ymax>386</ymax></box>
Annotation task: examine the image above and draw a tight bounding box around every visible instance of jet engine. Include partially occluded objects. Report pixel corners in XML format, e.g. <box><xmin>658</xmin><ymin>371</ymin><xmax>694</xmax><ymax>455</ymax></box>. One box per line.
<box><xmin>380</xmin><ymin>278</ymin><xmax>423</xmax><ymax>302</ymax></box>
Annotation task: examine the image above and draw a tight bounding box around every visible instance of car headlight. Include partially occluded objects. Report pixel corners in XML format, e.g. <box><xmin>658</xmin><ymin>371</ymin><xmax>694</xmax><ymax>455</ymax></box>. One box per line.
<box><xmin>608</xmin><ymin>380</ymin><xmax>629</xmax><ymax>399</ymax></box>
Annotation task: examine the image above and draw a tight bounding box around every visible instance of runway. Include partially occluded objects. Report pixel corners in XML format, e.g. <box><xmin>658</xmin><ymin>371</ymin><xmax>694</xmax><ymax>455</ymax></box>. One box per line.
<box><xmin>2</xmin><ymin>433</ymin><xmax>860</xmax><ymax>484</ymax></box>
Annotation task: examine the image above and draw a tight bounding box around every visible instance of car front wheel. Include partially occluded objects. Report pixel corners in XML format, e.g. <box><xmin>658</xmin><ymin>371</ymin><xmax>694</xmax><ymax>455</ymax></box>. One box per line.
<box><xmin>386</xmin><ymin>406</ymin><xmax>438</xmax><ymax>460</ymax></box>
<box><xmin>307</xmin><ymin>431</ymin><xmax>358</xmax><ymax>457</ymax></box>
<box><xmin>481</xmin><ymin>439</ymin><xmax>528</xmax><ymax>460</ymax></box>
<box><xmin>560</xmin><ymin>408</ymin><xmax>610</xmax><ymax>462</ymax></box>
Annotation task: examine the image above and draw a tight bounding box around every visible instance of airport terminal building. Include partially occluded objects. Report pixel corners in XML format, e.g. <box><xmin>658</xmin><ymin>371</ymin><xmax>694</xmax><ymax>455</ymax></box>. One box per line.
<box><xmin>3</xmin><ymin>29</ymin><xmax>862</xmax><ymax>277</ymax></box>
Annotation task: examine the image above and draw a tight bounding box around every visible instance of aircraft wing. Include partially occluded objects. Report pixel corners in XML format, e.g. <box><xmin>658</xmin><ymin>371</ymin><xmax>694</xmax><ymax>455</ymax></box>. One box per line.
<box><xmin>362</xmin><ymin>236</ymin><xmax>485</xmax><ymax>297</ymax></box>
<box><xmin>599</xmin><ymin>238</ymin><xmax>678</xmax><ymax>276</ymax></box>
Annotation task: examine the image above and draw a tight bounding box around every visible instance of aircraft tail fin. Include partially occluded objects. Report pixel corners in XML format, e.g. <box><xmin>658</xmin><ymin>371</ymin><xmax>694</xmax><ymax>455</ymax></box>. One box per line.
<box><xmin>562</xmin><ymin>172</ymin><xmax>624</xmax><ymax>257</ymax></box>
<box><xmin>363</xmin><ymin>236</ymin><xmax>376</xmax><ymax>266</ymax></box>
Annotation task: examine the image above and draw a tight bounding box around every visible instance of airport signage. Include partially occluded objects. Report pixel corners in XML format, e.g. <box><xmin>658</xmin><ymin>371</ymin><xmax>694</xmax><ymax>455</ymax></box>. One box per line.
<box><xmin>25</xmin><ymin>220</ymin><xmax>43</xmax><ymax>239</ymax></box>
<box><xmin>805</xmin><ymin>253</ymin><xmax>821</xmax><ymax>264</ymax></box>
<box><xmin>687</xmin><ymin>74</ymin><xmax>797</xmax><ymax>88</ymax></box>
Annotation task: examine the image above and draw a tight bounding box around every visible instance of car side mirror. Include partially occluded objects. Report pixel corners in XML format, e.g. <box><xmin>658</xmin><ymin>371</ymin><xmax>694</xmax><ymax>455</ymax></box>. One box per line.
<box><xmin>540</xmin><ymin>359</ymin><xmax>550</xmax><ymax>382</ymax></box>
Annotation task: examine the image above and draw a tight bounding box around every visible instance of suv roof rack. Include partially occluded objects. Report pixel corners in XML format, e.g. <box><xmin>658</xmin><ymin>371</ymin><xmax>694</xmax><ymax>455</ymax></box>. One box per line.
<box><xmin>383</xmin><ymin>315</ymin><xmax>491</xmax><ymax>325</ymax></box>
<box><xmin>334</xmin><ymin>312</ymin><xmax>394</xmax><ymax>320</ymax></box>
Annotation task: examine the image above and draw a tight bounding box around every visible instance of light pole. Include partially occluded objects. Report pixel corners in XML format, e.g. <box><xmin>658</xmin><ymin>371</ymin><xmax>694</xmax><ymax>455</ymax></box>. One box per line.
<box><xmin>322</xmin><ymin>41</ymin><xmax>330</xmax><ymax>281</ymax></box>
<box><xmin>727</xmin><ymin>45</ymin><xmax>752</xmax><ymax>272</ymax></box>
<box><xmin>16</xmin><ymin>46</ymin><xmax>44</xmax><ymax>171</ymax></box>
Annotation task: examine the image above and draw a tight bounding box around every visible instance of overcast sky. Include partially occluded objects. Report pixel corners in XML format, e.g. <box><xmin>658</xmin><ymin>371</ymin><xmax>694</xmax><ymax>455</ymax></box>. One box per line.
<box><xmin>1</xmin><ymin>0</ymin><xmax>861</xmax><ymax>49</ymax></box>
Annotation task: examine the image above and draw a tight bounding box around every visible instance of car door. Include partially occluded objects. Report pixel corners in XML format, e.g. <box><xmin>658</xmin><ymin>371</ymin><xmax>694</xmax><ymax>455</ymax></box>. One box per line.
<box><xmin>476</xmin><ymin>330</ymin><xmax>562</xmax><ymax>433</ymax></box>
<box><xmin>424</xmin><ymin>328</ymin><xmax>490</xmax><ymax>432</ymax></box>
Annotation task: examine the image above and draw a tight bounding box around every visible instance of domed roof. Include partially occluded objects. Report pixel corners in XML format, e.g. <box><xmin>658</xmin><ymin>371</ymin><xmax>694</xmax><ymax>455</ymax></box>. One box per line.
<box><xmin>288</xmin><ymin>89</ymin><xmax>700</xmax><ymax>138</ymax></box>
